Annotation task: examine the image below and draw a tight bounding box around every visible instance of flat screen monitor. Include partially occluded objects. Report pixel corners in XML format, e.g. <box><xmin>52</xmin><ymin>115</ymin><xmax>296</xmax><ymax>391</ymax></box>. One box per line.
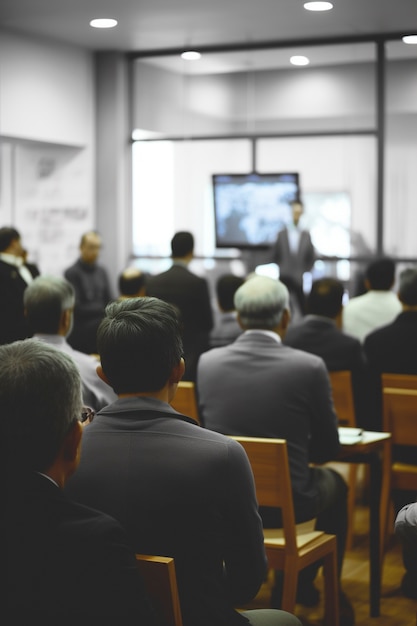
<box><xmin>213</xmin><ymin>172</ymin><xmax>300</xmax><ymax>249</ymax></box>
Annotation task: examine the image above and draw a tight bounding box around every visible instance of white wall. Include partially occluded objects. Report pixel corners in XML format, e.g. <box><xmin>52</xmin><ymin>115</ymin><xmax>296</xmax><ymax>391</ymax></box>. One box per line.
<box><xmin>0</xmin><ymin>29</ymin><xmax>96</xmax><ymax>276</ymax></box>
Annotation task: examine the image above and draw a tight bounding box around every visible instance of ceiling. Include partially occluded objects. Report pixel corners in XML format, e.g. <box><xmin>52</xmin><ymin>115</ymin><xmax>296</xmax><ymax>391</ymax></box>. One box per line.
<box><xmin>1</xmin><ymin>1</ymin><xmax>416</xmax><ymax>77</ymax></box>
<box><xmin>0</xmin><ymin>0</ymin><xmax>416</xmax><ymax>56</ymax></box>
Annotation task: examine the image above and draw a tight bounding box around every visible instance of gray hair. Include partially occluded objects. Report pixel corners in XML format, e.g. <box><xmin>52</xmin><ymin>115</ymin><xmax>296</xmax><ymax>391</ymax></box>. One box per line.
<box><xmin>234</xmin><ymin>275</ymin><xmax>290</xmax><ymax>329</ymax></box>
<box><xmin>0</xmin><ymin>340</ymin><xmax>83</xmax><ymax>472</ymax></box>
<box><xmin>24</xmin><ymin>275</ymin><xmax>75</xmax><ymax>334</ymax></box>
<box><xmin>399</xmin><ymin>267</ymin><xmax>417</xmax><ymax>306</ymax></box>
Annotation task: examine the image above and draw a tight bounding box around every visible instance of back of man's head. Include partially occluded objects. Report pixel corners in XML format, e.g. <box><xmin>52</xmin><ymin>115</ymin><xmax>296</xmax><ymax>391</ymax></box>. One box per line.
<box><xmin>398</xmin><ymin>268</ymin><xmax>417</xmax><ymax>307</ymax></box>
<box><xmin>24</xmin><ymin>275</ymin><xmax>75</xmax><ymax>334</ymax></box>
<box><xmin>118</xmin><ymin>267</ymin><xmax>146</xmax><ymax>297</ymax></box>
<box><xmin>0</xmin><ymin>226</ymin><xmax>20</xmax><ymax>253</ymax></box>
<box><xmin>365</xmin><ymin>257</ymin><xmax>396</xmax><ymax>290</ymax></box>
<box><xmin>216</xmin><ymin>274</ymin><xmax>244</xmax><ymax>312</ymax></box>
<box><xmin>307</xmin><ymin>278</ymin><xmax>344</xmax><ymax>319</ymax></box>
<box><xmin>97</xmin><ymin>297</ymin><xmax>184</xmax><ymax>395</ymax></box>
<box><xmin>171</xmin><ymin>231</ymin><xmax>194</xmax><ymax>258</ymax></box>
<box><xmin>234</xmin><ymin>275</ymin><xmax>289</xmax><ymax>330</ymax></box>
<box><xmin>0</xmin><ymin>340</ymin><xmax>82</xmax><ymax>473</ymax></box>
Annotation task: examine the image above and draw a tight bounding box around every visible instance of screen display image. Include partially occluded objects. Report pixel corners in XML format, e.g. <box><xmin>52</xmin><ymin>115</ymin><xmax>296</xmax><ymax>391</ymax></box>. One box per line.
<box><xmin>213</xmin><ymin>172</ymin><xmax>300</xmax><ymax>249</ymax></box>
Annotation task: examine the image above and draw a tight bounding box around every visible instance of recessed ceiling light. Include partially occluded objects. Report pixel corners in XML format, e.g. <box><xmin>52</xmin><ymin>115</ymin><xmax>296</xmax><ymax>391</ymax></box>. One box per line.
<box><xmin>304</xmin><ymin>2</ymin><xmax>333</xmax><ymax>11</ymax></box>
<box><xmin>181</xmin><ymin>51</ymin><xmax>202</xmax><ymax>61</ymax></box>
<box><xmin>402</xmin><ymin>34</ymin><xmax>417</xmax><ymax>44</ymax></box>
<box><xmin>290</xmin><ymin>55</ymin><xmax>310</xmax><ymax>66</ymax></box>
<box><xmin>90</xmin><ymin>18</ymin><xmax>118</xmax><ymax>29</ymax></box>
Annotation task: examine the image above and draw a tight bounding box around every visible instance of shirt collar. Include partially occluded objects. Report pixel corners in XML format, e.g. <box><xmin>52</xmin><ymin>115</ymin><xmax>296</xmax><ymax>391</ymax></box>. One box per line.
<box><xmin>243</xmin><ymin>329</ymin><xmax>282</xmax><ymax>343</ymax></box>
<box><xmin>0</xmin><ymin>252</ymin><xmax>23</xmax><ymax>267</ymax></box>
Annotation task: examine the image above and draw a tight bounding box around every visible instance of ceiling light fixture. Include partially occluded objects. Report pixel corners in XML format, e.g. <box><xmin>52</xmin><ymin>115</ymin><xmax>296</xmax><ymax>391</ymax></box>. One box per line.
<box><xmin>290</xmin><ymin>55</ymin><xmax>310</xmax><ymax>66</ymax></box>
<box><xmin>181</xmin><ymin>51</ymin><xmax>202</xmax><ymax>61</ymax></box>
<box><xmin>304</xmin><ymin>2</ymin><xmax>333</xmax><ymax>11</ymax></box>
<box><xmin>402</xmin><ymin>34</ymin><xmax>417</xmax><ymax>44</ymax></box>
<box><xmin>90</xmin><ymin>18</ymin><xmax>118</xmax><ymax>29</ymax></box>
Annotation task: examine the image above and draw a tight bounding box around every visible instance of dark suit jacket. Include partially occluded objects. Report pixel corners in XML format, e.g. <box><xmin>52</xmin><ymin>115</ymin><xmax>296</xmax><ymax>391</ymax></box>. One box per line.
<box><xmin>0</xmin><ymin>260</ymin><xmax>38</xmax><ymax>345</ymax></box>
<box><xmin>146</xmin><ymin>263</ymin><xmax>213</xmax><ymax>381</ymax></box>
<box><xmin>66</xmin><ymin>397</ymin><xmax>267</xmax><ymax>626</ymax></box>
<box><xmin>197</xmin><ymin>332</ymin><xmax>340</xmax><ymax>522</ymax></box>
<box><xmin>364</xmin><ymin>310</ymin><xmax>417</xmax><ymax>433</ymax></box>
<box><xmin>8</xmin><ymin>472</ymin><xmax>155</xmax><ymax>626</ymax></box>
<box><xmin>272</xmin><ymin>228</ymin><xmax>315</xmax><ymax>286</ymax></box>
<box><xmin>284</xmin><ymin>315</ymin><xmax>371</xmax><ymax>429</ymax></box>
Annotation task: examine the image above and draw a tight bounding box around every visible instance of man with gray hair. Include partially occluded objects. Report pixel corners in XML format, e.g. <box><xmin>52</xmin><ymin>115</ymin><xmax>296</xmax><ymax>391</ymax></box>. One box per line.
<box><xmin>197</xmin><ymin>275</ymin><xmax>353</xmax><ymax>624</ymax></box>
<box><xmin>24</xmin><ymin>275</ymin><xmax>117</xmax><ymax>411</ymax></box>
<box><xmin>4</xmin><ymin>340</ymin><xmax>156</xmax><ymax>625</ymax></box>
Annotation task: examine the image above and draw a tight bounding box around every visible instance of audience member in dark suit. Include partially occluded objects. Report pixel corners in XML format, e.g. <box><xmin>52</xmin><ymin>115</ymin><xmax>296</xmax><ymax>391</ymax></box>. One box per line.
<box><xmin>64</xmin><ymin>231</ymin><xmax>112</xmax><ymax>355</ymax></box>
<box><xmin>284</xmin><ymin>277</ymin><xmax>370</xmax><ymax>429</ymax></box>
<box><xmin>209</xmin><ymin>272</ymin><xmax>244</xmax><ymax>348</ymax></box>
<box><xmin>0</xmin><ymin>226</ymin><xmax>39</xmax><ymax>345</ymax></box>
<box><xmin>271</xmin><ymin>201</ymin><xmax>315</xmax><ymax>316</ymax></box>
<box><xmin>363</xmin><ymin>266</ymin><xmax>417</xmax><ymax>596</ymax></box>
<box><xmin>24</xmin><ymin>275</ymin><xmax>117</xmax><ymax>412</ymax></box>
<box><xmin>65</xmin><ymin>297</ymin><xmax>301</xmax><ymax>626</ymax></box>
<box><xmin>4</xmin><ymin>340</ymin><xmax>156</xmax><ymax>626</ymax></box>
<box><xmin>197</xmin><ymin>276</ymin><xmax>354</xmax><ymax>626</ymax></box>
<box><xmin>146</xmin><ymin>231</ymin><xmax>213</xmax><ymax>381</ymax></box>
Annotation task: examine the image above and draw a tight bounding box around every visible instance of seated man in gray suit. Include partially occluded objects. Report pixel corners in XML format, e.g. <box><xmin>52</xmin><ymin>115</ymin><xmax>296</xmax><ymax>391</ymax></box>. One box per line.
<box><xmin>65</xmin><ymin>296</ymin><xmax>301</xmax><ymax>626</ymax></box>
<box><xmin>284</xmin><ymin>277</ymin><xmax>370</xmax><ymax>429</ymax></box>
<box><xmin>197</xmin><ymin>275</ymin><xmax>354</xmax><ymax>626</ymax></box>
<box><xmin>24</xmin><ymin>275</ymin><xmax>117</xmax><ymax>412</ymax></box>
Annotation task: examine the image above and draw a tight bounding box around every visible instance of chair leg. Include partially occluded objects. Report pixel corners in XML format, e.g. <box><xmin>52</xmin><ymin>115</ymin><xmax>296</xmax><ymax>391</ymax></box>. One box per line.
<box><xmin>322</xmin><ymin>543</ymin><xmax>340</xmax><ymax>626</ymax></box>
<box><xmin>346</xmin><ymin>463</ymin><xmax>358</xmax><ymax>551</ymax></box>
<box><xmin>280</xmin><ymin>562</ymin><xmax>298</xmax><ymax>614</ymax></box>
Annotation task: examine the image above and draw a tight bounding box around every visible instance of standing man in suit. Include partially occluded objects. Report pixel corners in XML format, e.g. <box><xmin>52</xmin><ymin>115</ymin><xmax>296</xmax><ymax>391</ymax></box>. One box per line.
<box><xmin>0</xmin><ymin>226</ymin><xmax>39</xmax><ymax>345</ymax></box>
<box><xmin>4</xmin><ymin>340</ymin><xmax>156</xmax><ymax>626</ymax></box>
<box><xmin>197</xmin><ymin>275</ymin><xmax>354</xmax><ymax>626</ymax></box>
<box><xmin>284</xmin><ymin>277</ymin><xmax>370</xmax><ymax>429</ymax></box>
<box><xmin>146</xmin><ymin>231</ymin><xmax>213</xmax><ymax>381</ymax></box>
<box><xmin>64</xmin><ymin>230</ymin><xmax>112</xmax><ymax>355</ymax></box>
<box><xmin>65</xmin><ymin>296</ymin><xmax>302</xmax><ymax>626</ymax></box>
<box><xmin>271</xmin><ymin>201</ymin><xmax>315</xmax><ymax>316</ymax></box>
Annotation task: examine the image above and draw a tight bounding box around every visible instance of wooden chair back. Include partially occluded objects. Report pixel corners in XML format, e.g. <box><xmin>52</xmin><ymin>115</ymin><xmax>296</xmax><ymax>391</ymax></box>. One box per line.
<box><xmin>382</xmin><ymin>388</ymin><xmax>417</xmax><ymax>447</ymax></box>
<box><xmin>170</xmin><ymin>381</ymin><xmax>200</xmax><ymax>424</ymax></box>
<box><xmin>328</xmin><ymin>370</ymin><xmax>356</xmax><ymax>427</ymax></box>
<box><xmin>135</xmin><ymin>554</ymin><xmax>183</xmax><ymax>626</ymax></box>
<box><xmin>381</xmin><ymin>373</ymin><xmax>417</xmax><ymax>392</ymax></box>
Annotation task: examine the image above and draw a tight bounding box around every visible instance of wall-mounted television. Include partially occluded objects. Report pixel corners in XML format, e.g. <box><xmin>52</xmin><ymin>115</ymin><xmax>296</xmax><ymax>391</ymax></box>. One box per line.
<box><xmin>213</xmin><ymin>172</ymin><xmax>300</xmax><ymax>249</ymax></box>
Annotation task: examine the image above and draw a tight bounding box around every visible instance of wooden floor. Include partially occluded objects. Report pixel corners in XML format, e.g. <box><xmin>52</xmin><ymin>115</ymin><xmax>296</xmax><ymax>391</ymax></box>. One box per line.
<box><xmin>238</xmin><ymin>504</ymin><xmax>417</xmax><ymax>626</ymax></box>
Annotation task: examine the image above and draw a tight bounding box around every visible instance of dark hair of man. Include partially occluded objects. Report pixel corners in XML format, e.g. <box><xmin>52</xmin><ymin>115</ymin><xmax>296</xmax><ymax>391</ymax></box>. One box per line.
<box><xmin>0</xmin><ymin>340</ymin><xmax>82</xmax><ymax>473</ymax></box>
<box><xmin>171</xmin><ymin>231</ymin><xmax>194</xmax><ymax>258</ymax></box>
<box><xmin>216</xmin><ymin>274</ymin><xmax>244</xmax><ymax>311</ymax></box>
<box><xmin>307</xmin><ymin>278</ymin><xmax>344</xmax><ymax>318</ymax></box>
<box><xmin>398</xmin><ymin>268</ymin><xmax>417</xmax><ymax>306</ymax></box>
<box><xmin>0</xmin><ymin>226</ymin><xmax>20</xmax><ymax>252</ymax></box>
<box><xmin>365</xmin><ymin>257</ymin><xmax>396</xmax><ymax>290</ymax></box>
<box><xmin>97</xmin><ymin>297</ymin><xmax>184</xmax><ymax>395</ymax></box>
<box><xmin>23</xmin><ymin>276</ymin><xmax>75</xmax><ymax>334</ymax></box>
<box><xmin>118</xmin><ymin>271</ymin><xmax>146</xmax><ymax>296</ymax></box>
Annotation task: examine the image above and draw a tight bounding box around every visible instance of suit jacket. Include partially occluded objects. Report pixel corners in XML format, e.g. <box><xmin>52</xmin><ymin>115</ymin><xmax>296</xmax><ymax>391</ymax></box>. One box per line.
<box><xmin>7</xmin><ymin>472</ymin><xmax>155</xmax><ymax>626</ymax></box>
<box><xmin>272</xmin><ymin>227</ymin><xmax>315</xmax><ymax>286</ymax></box>
<box><xmin>0</xmin><ymin>259</ymin><xmax>38</xmax><ymax>345</ymax></box>
<box><xmin>65</xmin><ymin>397</ymin><xmax>267</xmax><ymax>626</ymax></box>
<box><xmin>364</xmin><ymin>310</ymin><xmax>417</xmax><ymax>433</ymax></box>
<box><xmin>64</xmin><ymin>259</ymin><xmax>112</xmax><ymax>354</ymax></box>
<box><xmin>146</xmin><ymin>263</ymin><xmax>213</xmax><ymax>380</ymax></box>
<box><xmin>284</xmin><ymin>315</ymin><xmax>371</xmax><ymax>429</ymax></box>
<box><xmin>197</xmin><ymin>331</ymin><xmax>340</xmax><ymax>522</ymax></box>
<box><xmin>209</xmin><ymin>311</ymin><xmax>242</xmax><ymax>348</ymax></box>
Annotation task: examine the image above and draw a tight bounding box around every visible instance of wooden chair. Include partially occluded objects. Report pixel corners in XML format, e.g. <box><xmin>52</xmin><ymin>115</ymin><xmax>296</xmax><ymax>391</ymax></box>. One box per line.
<box><xmin>135</xmin><ymin>554</ymin><xmax>183</xmax><ymax>626</ymax></box>
<box><xmin>328</xmin><ymin>370</ymin><xmax>359</xmax><ymax>550</ymax></box>
<box><xmin>382</xmin><ymin>387</ymin><xmax>417</xmax><ymax>492</ymax></box>
<box><xmin>230</xmin><ymin>436</ymin><xmax>339</xmax><ymax>626</ymax></box>
<box><xmin>381</xmin><ymin>372</ymin><xmax>417</xmax><ymax>393</ymax></box>
<box><xmin>170</xmin><ymin>381</ymin><xmax>200</xmax><ymax>424</ymax></box>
